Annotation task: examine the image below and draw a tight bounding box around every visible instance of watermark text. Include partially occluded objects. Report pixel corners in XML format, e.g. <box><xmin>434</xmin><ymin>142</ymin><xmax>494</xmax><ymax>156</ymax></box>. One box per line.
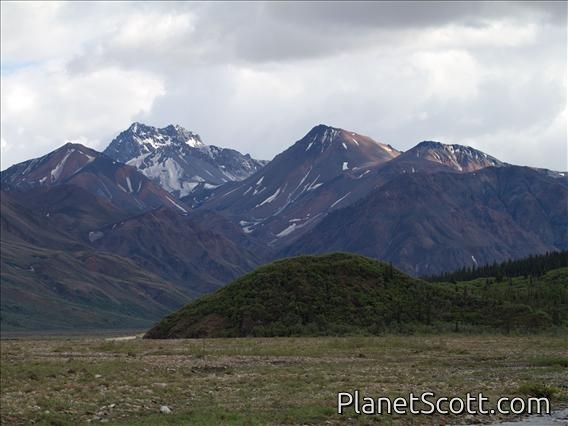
<box><xmin>337</xmin><ymin>391</ymin><xmax>550</xmax><ymax>416</ymax></box>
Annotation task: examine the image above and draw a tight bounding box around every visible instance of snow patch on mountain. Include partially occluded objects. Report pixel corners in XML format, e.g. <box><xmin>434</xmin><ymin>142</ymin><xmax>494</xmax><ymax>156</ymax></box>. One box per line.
<box><xmin>166</xmin><ymin>195</ymin><xmax>189</xmax><ymax>213</ymax></box>
<box><xmin>306</xmin><ymin>175</ymin><xmax>323</xmax><ymax>191</ymax></box>
<box><xmin>276</xmin><ymin>223</ymin><xmax>298</xmax><ymax>237</ymax></box>
<box><xmin>126</xmin><ymin>176</ymin><xmax>133</xmax><ymax>193</ymax></box>
<box><xmin>257</xmin><ymin>187</ymin><xmax>281</xmax><ymax>207</ymax></box>
<box><xmin>50</xmin><ymin>149</ymin><xmax>73</xmax><ymax>182</ymax></box>
<box><xmin>239</xmin><ymin>219</ymin><xmax>261</xmax><ymax>234</ymax></box>
<box><xmin>330</xmin><ymin>192</ymin><xmax>351</xmax><ymax>208</ymax></box>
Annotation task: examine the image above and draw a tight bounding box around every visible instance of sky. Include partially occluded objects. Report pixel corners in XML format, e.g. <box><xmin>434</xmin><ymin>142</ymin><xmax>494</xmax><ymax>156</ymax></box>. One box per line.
<box><xmin>1</xmin><ymin>1</ymin><xmax>566</xmax><ymax>171</ymax></box>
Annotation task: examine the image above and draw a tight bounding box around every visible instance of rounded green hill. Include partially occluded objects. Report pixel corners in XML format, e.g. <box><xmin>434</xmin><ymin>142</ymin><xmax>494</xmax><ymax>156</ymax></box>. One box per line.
<box><xmin>145</xmin><ymin>253</ymin><xmax>564</xmax><ymax>338</ymax></box>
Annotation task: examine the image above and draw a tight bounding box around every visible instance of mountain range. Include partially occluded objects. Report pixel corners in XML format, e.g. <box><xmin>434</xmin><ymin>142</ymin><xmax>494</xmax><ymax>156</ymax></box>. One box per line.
<box><xmin>192</xmin><ymin>125</ymin><xmax>567</xmax><ymax>275</ymax></box>
<box><xmin>1</xmin><ymin>122</ymin><xmax>566</xmax><ymax>331</ymax></box>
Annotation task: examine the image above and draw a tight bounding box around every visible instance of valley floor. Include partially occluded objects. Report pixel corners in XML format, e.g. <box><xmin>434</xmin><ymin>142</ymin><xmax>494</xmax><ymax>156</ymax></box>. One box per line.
<box><xmin>0</xmin><ymin>334</ymin><xmax>566</xmax><ymax>425</ymax></box>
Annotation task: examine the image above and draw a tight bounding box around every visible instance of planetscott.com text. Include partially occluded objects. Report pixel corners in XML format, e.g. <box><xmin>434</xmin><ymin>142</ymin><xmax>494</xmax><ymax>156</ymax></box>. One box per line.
<box><xmin>337</xmin><ymin>391</ymin><xmax>550</xmax><ymax>416</ymax></box>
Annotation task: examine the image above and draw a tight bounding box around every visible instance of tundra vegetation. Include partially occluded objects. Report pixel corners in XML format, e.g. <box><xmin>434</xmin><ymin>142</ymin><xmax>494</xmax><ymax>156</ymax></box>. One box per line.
<box><xmin>146</xmin><ymin>253</ymin><xmax>568</xmax><ymax>338</ymax></box>
<box><xmin>1</xmin><ymin>334</ymin><xmax>567</xmax><ymax>425</ymax></box>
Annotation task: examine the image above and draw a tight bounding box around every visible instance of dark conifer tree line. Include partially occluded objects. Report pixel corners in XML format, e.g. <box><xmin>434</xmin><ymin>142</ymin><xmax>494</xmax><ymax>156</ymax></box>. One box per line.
<box><xmin>424</xmin><ymin>250</ymin><xmax>568</xmax><ymax>282</ymax></box>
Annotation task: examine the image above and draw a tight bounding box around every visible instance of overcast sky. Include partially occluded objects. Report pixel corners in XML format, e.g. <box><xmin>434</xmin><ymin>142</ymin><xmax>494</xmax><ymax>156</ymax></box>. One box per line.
<box><xmin>1</xmin><ymin>1</ymin><xmax>566</xmax><ymax>171</ymax></box>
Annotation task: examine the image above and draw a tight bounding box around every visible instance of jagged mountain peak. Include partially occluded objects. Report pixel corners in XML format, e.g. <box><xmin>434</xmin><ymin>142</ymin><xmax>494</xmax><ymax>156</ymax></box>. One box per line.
<box><xmin>128</xmin><ymin>121</ymin><xmax>149</xmax><ymax>133</ymax></box>
<box><xmin>103</xmin><ymin>122</ymin><xmax>266</xmax><ymax>199</ymax></box>
<box><xmin>108</xmin><ymin>123</ymin><xmax>203</xmax><ymax>162</ymax></box>
<box><xmin>128</xmin><ymin>121</ymin><xmax>195</xmax><ymax>137</ymax></box>
<box><xmin>162</xmin><ymin>124</ymin><xmax>204</xmax><ymax>147</ymax></box>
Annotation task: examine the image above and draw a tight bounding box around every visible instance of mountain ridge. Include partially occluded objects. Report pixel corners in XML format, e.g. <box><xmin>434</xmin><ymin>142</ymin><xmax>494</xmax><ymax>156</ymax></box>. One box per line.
<box><xmin>0</xmin><ymin>142</ymin><xmax>188</xmax><ymax>214</ymax></box>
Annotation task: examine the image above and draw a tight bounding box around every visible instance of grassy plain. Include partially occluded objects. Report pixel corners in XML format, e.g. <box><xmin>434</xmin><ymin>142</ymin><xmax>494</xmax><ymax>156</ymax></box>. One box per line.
<box><xmin>1</xmin><ymin>334</ymin><xmax>567</xmax><ymax>425</ymax></box>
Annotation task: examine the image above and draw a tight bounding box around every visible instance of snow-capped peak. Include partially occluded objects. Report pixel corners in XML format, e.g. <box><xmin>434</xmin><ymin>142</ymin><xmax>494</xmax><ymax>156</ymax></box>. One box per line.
<box><xmin>104</xmin><ymin>123</ymin><xmax>204</xmax><ymax>164</ymax></box>
<box><xmin>103</xmin><ymin>122</ymin><xmax>267</xmax><ymax>199</ymax></box>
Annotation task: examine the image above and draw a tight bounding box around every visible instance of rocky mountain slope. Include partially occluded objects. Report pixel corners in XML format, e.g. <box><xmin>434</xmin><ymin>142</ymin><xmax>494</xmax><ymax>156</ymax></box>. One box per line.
<box><xmin>194</xmin><ymin>125</ymin><xmax>401</xmax><ymax>247</ymax></box>
<box><xmin>89</xmin><ymin>207</ymin><xmax>260</xmax><ymax>295</ymax></box>
<box><xmin>284</xmin><ymin>166</ymin><xmax>568</xmax><ymax>275</ymax></box>
<box><xmin>0</xmin><ymin>189</ymin><xmax>190</xmax><ymax>331</ymax></box>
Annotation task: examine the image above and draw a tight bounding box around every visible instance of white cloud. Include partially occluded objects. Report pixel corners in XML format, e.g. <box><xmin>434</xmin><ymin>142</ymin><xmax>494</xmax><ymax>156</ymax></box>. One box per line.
<box><xmin>0</xmin><ymin>137</ymin><xmax>9</xmax><ymax>154</ymax></box>
<box><xmin>461</xmin><ymin>106</ymin><xmax>567</xmax><ymax>171</ymax></box>
<box><xmin>2</xmin><ymin>83</ymin><xmax>36</xmax><ymax>114</ymax></box>
<box><xmin>1</xmin><ymin>64</ymin><xmax>164</xmax><ymax>168</ymax></box>
<box><xmin>115</xmin><ymin>12</ymin><xmax>194</xmax><ymax>47</ymax></box>
<box><xmin>410</xmin><ymin>50</ymin><xmax>483</xmax><ymax>101</ymax></box>
<box><xmin>0</xmin><ymin>1</ymin><xmax>566</xmax><ymax>171</ymax></box>
<box><xmin>418</xmin><ymin>22</ymin><xmax>538</xmax><ymax>49</ymax></box>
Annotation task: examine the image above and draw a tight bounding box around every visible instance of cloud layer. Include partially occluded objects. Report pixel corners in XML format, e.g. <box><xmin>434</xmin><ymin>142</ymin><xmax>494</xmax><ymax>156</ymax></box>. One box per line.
<box><xmin>1</xmin><ymin>1</ymin><xmax>566</xmax><ymax>170</ymax></box>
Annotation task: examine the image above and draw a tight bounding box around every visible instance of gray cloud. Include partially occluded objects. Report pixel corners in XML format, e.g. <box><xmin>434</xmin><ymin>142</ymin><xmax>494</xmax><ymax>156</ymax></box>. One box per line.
<box><xmin>1</xmin><ymin>1</ymin><xmax>566</xmax><ymax>171</ymax></box>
